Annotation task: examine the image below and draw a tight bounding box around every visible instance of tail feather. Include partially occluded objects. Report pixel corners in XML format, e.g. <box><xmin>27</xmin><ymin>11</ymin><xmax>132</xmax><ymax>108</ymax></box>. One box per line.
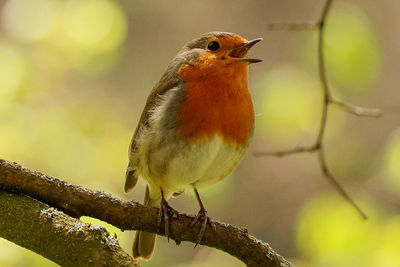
<box><xmin>132</xmin><ymin>185</ymin><xmax>157</xmax><ymax>259</ymax></box>
<box><xmin>132</xmin><ymin>231</ymin><xmax>156</xmax><ymax>259</ymax></box>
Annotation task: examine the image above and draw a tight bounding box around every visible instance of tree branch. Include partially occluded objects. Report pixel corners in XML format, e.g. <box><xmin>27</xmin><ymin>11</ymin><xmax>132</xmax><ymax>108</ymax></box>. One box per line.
<box><xmin>254</xmin><ymin>0</ymin><xmax>381</xmax><ymax>220</ymax></box>
<box><xmin>0</xmin><ymin>190</ymin><xmax>139</xmax><ymax>267</ymax></box>
<box><xmin>0</xmin><ymin>158</ymin><xmax>292</xmax><ymax>267</ymax></box>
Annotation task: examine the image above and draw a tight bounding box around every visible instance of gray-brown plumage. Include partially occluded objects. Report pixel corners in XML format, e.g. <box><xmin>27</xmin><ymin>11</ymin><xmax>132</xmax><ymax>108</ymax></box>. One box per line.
<box><xmin>125</xmin><ymin>31</ymin><xmax>261</xmax><ymax>259</ymax></box>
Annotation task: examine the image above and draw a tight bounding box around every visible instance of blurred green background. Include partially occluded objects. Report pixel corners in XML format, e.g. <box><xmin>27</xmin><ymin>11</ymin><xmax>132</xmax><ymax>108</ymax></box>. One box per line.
<box><xmin>0</xmin><ymin>0</ymin><xmax>399</xmax><ymax>266</ymax></box>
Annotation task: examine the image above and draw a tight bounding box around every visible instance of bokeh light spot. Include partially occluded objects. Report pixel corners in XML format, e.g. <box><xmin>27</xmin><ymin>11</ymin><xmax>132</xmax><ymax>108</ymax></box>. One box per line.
<box><xmin>1</xmin><ymin>0</ymin><xmax>58</xmax><ymax>43</ymax></box>
<box><xmin>62</xmin><ymin>0</ymin><xmax>127</xmax><ymax>52</ymax></box>
<box><xmin>0</xmin><ymin>42</ymin><xmax>28</xmax><ymax>105</ymax></box>
<box><xmin>255</xmin><ymin>65</ymin><xmax>346</xmax><ymax>143</ymax></box>
<box><xmin>0</xmin><ymin>238</ymin><xmax>20</xmax><ymax>263</ymax></box>
<box><xmin>296</xmin><ymin>194</ymin><xmax>379</xmax><ymax>266</ymax></box>
<box><xmin>301</xmin><ymin>3</ymin><xmax>381</xmax><ymax>92</ymax></box>
<box><xmin>372</xmin><ymin>216</ymin><xmax>400</xmax><ymax>266</ymax></box>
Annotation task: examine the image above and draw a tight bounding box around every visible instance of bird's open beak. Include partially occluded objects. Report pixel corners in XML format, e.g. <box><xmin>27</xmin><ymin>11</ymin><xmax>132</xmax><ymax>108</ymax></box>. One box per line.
<box><xmin>229</xmin><ymin>38</ymin><xmax>263</xmax><ymax>63</ymax></box>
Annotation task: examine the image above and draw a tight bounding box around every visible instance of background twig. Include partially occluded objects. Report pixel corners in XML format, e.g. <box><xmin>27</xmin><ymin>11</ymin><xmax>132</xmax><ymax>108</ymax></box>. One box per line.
<box><xmin>254</xmin><ymin>0</ymin><xmax>382</xmax><ymax>220</ymax></box>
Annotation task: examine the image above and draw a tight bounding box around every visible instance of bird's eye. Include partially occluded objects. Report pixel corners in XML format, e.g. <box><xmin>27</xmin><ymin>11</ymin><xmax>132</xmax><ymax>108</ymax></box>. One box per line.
<box><xmin>207</xmin><ymin>41</ymin><xmax>220</xmax><ymax>51</ymax></box>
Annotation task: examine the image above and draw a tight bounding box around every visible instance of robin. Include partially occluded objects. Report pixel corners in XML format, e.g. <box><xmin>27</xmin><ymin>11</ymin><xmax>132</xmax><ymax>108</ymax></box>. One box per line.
<box><xmin>125</xmin><ymin>31</ymin><xmax>262</xmax><ymax>259</ymax></box>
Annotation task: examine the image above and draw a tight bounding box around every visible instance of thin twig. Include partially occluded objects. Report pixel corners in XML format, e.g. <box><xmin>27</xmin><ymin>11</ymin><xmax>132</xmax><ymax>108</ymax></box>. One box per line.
<box><xmin>317</xmin><ymin>148</ymin><xmax>367</xmax><ymax>218</ymax></box>
<box><xmin>255</xmin><ymin>0</ymin><xmax>381</xmax><ymax>220</ymax></box>
<box><xmin>253</xmin><ymin>145</ymin><xmax>318</xmax><ymax>157</ymax></box>
<box><xmin>330</xmin><ymin>99</ymin><xmax>382</xmax><ymax>117</ymax></box>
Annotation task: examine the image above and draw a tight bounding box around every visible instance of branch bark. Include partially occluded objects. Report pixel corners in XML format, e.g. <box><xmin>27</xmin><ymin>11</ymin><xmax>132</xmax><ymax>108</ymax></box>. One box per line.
<box><xmin>0</xmin><ymin>158</ymin><xmax>292</xmax><ymax>267</ymax></box>
<box><xmin>0</xmin><ymin>190</ymin><xmax>139</xmax><ymax>267</ymax></box>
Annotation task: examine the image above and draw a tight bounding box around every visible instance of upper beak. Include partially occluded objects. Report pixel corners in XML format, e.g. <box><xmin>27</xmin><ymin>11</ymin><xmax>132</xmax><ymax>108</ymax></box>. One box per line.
<box><xmin>229</xmin><ymin>38</ymin><xmax>263</xmax><ymax>63</ymax></box>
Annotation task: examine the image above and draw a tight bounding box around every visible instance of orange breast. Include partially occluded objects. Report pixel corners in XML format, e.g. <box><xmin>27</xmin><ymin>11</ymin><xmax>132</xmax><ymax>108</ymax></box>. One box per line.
<box><xmin>176</xmin><ymin>57</ymin><xmax>254</xmax><ymax>146</ymax></box>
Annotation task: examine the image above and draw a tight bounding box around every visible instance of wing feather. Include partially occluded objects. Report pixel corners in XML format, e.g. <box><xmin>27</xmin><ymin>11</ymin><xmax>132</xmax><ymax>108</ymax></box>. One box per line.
<box><xmin>124</xmin><ymin>57</ymin><xmax>184</xmax><ymax>192</ymax></box>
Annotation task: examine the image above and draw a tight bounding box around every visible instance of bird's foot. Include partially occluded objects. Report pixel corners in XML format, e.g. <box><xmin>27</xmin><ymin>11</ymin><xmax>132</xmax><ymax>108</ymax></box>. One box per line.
<box><xmin>190</xmin><ymin>207</ymin><xmax>216</xmax><ymax>247</ymax></box>
<box><xmin>157</xmin><ymin>197</ymin><xmax>174</xmax><ymax>242</ymax></box>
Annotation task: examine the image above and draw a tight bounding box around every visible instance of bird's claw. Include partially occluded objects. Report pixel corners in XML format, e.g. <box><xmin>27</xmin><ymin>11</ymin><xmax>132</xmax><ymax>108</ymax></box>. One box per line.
<box><xmin>158</xmin><ymin>197</ymin><xmax>173</xmax><ymax>242</ymax></box>
<box><xmin>190</xmin><ymin>208</ymin><xmax>216</xmax><ymax>247</ymax></box>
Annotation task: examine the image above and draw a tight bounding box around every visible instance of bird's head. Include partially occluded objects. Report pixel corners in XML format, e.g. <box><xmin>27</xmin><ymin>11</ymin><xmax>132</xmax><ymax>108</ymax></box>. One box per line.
<box><xmin>175</xmin><ymin>32</ymin><xmax>262</xmax><ymax>80</ymax></box>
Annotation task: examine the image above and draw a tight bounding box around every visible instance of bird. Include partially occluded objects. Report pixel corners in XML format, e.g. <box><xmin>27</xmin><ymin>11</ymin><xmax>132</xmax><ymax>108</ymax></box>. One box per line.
<box><xmin>125</xmin><ymin>31</ymin><xmax>262</xmax><ymax>260</ymax></box>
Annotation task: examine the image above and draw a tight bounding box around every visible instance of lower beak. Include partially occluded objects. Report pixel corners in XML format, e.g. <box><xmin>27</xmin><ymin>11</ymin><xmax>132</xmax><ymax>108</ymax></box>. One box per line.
<box><xmin>229</xmin><ymin>38</ymin><xmax>263</xmax><ymax>63</ymax></box>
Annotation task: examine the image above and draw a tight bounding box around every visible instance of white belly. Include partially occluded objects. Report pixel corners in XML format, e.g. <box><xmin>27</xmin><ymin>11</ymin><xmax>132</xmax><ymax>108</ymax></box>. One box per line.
<box><xmin>164</xmin><ymin>136</ymin><xmax>247</xmax><ymax>190</ymax></box>
<box><xmin>138</xmin><ymin>133</ymin><xmax>248</xmax><ymax>195</ymax></box>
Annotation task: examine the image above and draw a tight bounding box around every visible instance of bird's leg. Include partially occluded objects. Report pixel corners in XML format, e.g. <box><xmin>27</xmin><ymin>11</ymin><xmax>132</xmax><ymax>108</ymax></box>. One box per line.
<box><xmin>190</xmin><ymin>187</ymin><xmax>216</xmax><ymax>247</ymax></box>
<box><xmin>157</xmin><ymin>187</ymin><xmax>173</xmax><ymax>242</ymax></box>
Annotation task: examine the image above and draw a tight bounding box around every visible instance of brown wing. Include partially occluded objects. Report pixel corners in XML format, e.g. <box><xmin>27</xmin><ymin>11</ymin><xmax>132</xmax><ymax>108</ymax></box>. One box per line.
<box><xmin>125</xmin><ymin>59</ymin><xmax>183</xmax><ymax>193</ymax></box>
